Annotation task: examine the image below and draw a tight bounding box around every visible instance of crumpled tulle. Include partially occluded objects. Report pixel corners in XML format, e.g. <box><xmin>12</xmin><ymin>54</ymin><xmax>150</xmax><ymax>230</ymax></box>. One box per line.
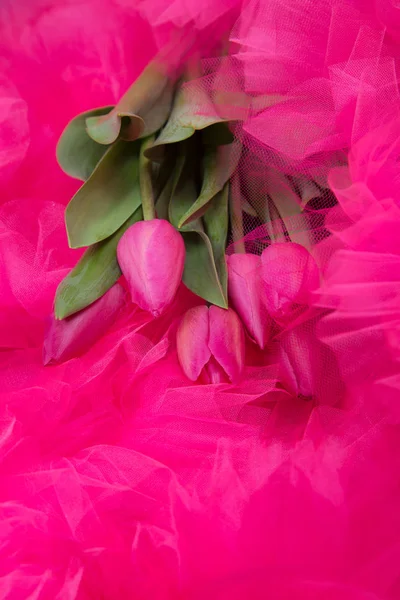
<box><xmin>1</xmin><ymin>0</ymin><xmax>400</xmax><ymax>598</ymax></box>
<box><xmin>183</xmin><ymin>0</ymin><xmax>400</xmax><ymax>182</ymax></box>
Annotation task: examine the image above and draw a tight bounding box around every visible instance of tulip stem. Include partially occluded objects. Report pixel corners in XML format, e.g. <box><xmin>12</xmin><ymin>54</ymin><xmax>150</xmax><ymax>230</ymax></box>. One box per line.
<box><xmin>229</xmin><ymin>175</ymin><xmax>245</xmax><ymax>253</ymax></box>
<box><xmin>140</xmin><ymin>135</ymin><xmax>156</xmax><ymax>221</ymax></box>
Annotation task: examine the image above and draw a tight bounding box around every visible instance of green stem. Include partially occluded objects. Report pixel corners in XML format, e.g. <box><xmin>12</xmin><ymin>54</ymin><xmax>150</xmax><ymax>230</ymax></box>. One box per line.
<box><xmin>229</xmin><ymin>176</ymin><xmax>245</xmax><ymax>253</ymax></box>
<box><xmin>269</xmin><ymin>198</ymin><xmax>286</xmax><ymax>243</ymax></box>
<box><xmin>140</xmin><ymin>135</ymin><xmax>156</xmax><ymax>220</ymax></box>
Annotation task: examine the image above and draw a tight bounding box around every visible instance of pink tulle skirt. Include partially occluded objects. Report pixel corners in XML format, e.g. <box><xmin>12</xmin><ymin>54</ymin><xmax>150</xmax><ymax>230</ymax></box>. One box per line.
<box><xmin>1</xmin><ymin>0</ymin><xmax>400</xmax><ymax>598</ymax></box>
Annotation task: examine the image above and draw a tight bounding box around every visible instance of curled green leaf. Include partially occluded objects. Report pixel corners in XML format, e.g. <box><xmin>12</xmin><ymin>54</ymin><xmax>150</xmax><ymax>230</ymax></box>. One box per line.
<box><xmin>145</xmin><ymin>81</ymin><xmax>230</xmax><ymax>161</ymax></box>
<box><xmin>65</xmin><ymin>140</ymin><xmax>142</xmax><ymax>249</ymax></box>
<box><xmin>85</xmin><ymin>63</ymin><xmax>173</xmax><ymax>145</ymax></box>
<box><xmin>55</xmin><ymin>207</ymin><xmax>143</xmax><ymax>319</ymax></box>
<box><xmin>56</xmin><ymin>106</ymin><xmax>113</xmax><ymax>181</ymax></box>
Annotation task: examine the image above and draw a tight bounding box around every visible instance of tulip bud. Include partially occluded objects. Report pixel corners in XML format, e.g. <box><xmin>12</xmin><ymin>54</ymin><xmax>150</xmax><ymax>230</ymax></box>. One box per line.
<box><xmin>278</xmin><ymin>322</ymin><xmax>342</xmax><ymax>404</ymax></box>
<box><xmin>227</xmin><ymin>253</ymin><xmax>271</xmax><ymax>349</ymax></box>
<box><xmin>176</xmin><ymin>305</ymin><xmax>245</xmax><ymax>383</ymax></box>
<box><xmin>43</xmin><ymin>283</ymin><xmax>126</xmax><ymax>365</ymax></box>
<box><xmin>261</xmin><ymin>243</ymin><xmax>319</xmax><ymax>320</ymax></box>
<box><xmin>176</xmin><ymin>305</ymin><xmax>211</xmax><ymax>381</ymax></box>
<box><xmin>117</xmin><ymin>219</ymin><xmax>185</xmax><ymax>316</ymax></box>
<box><xmin>279</xmin><ymin>328</ymin><xmax>314</xmax><ymax>399</ymax></box>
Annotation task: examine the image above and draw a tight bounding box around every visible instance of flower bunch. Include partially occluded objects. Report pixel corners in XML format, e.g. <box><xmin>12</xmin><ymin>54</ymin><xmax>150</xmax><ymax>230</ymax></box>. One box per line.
<box><xmin>46</xmin><ymin>52</ymin><xmax>320</xmax><ymax>385</ymax></box>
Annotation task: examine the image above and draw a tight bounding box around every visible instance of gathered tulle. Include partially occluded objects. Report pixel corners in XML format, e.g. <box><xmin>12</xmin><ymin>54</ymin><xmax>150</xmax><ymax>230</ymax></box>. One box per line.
<box><xmin>1</xmin><ymin>0</ymin><xmax>400</xmax><ymax>598</ymax></box>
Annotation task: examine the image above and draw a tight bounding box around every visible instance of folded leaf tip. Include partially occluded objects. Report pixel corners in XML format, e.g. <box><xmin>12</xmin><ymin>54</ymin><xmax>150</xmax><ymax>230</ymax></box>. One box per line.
<box><xmin>86</xmin><ymin>113</ymin><xmax>120</xmax><ymax>145</ymax></box>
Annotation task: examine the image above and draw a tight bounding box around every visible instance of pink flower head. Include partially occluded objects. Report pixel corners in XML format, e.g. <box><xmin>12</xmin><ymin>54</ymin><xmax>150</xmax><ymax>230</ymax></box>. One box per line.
<box><xmin>227</xmin><ymin>253</ymin><xmax>271</xmax><ymax>349</ymax></box>
<box><xmin>176</xmin><ymin>305</ymin><xmax>245</xmax><ymax>383</ymax></box>
<box><xmin>279</xmin><ymin>327</ymin><xmax>314</xmax><ymax>400</ymax></box>
<box><xmin>43</xmin><ymin>283</ymin><xmax>127</xmax><ymax>365</ymax></box>
<box><xmin>117</xmin><ymin>219</ymin><xmax>185</xmax><ymax>317</ymax></box>
<box><xmin>261</xmin><ymin>243</ymin><xmax>319</xmax><ymax>320</ymax></box>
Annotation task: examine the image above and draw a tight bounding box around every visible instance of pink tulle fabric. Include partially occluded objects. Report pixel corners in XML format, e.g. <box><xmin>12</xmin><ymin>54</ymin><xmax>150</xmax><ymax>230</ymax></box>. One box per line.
<box><xmin>1</xmin><ymin>0</ymin><xmax>400</xmax><ymax>598</ymax></box>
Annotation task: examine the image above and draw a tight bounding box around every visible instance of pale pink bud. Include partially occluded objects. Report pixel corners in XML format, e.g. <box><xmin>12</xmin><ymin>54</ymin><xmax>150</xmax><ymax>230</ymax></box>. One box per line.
<box><xmin>176</xmin><ymin>305</ymin><xmax>211</xmax><ymax>381</ymax></box>
<box><xmin>117</xmin><ymin>219</ymin><xmax>185</xmax><ymax>316</ymax></box>
<box><xmin>43</xmin><ymin>284</ymin><xmax>126</xmax><ymax>365</ymax></box>
<box><xmin>176</xmin><ymin>305</ymin><xmax>245</xmax><ymax>383</ymax></box>
<box><xmin>261</xmin><ymin>243</ymin><xmax>319</xmax><ymax>320</ymax></box>
<box><xmin>227</xmin><ymin>253</ymin><xmax>271</xmax><ymax>349</ymax></box>
<box><xmin>279</xmin><ymin>328</ymin><xmax>314</xmax><ymax>399</ymax></box>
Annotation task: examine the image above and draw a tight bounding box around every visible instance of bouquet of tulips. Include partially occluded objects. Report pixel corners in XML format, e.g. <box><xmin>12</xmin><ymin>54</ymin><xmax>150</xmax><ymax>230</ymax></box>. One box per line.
<box><xmin>45</xmin><ymin>55</ymin><xmax>321</xmax><ymax>389</ymax></box>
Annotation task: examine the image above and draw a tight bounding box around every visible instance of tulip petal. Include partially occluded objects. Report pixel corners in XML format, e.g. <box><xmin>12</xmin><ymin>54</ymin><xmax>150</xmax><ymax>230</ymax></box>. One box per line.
<box><xmin>227</xmin><ymin>253</ymin><xmax>271</xmax><ymax>348</ymax></box>
<box><xmin>279</xmin><ymin>325</ymin><xmax>315</xmax><ymax>400</ymax></box>
<box><xmin>261</xmin><ymin>242</ymin><xmax>319</xmax><ymax>319</ymax></box>
<box><xmin>203</xmin><ymin>357</ymin><xmax>230</xmax><ymax>384</ymax></box>
<box><xmin>176</xmin><ymin>305</ymin><xmax>211</xmax><ymax>381</ymax></box>
<box><xmin>43</xmin><ymin>284</ymin><xmax>127</xmax><ymax>365</ymax></box>
<box><xmin>208</xmin><ymin>306</ymin><xmax>245</xmax><ymax>382</ymax></box>
<box><xmin>117</xmin><ymin>219</ymin><xmax>185</xmax><ymax>316</ymax></box>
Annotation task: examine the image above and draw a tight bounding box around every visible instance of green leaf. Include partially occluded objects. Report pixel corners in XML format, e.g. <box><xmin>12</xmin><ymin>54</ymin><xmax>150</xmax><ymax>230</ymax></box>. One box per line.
<box><xmin>155</xmin><ymin>150</ymin><xmax>185</xmax><ymax>221</ymax></box>
<box><xmin>56</xmin><ymin>106</ymin><xmax>113</xmax><ymax>181</ymax></box>
<box><xmin>168</xmin><ymin>147</ymin><xmax>228</xmax><ymax>307</ymax></box>
<box><xmin>202</xmin><ymin>122</ymin><xmax>234</xmax><ymax>146</ymax></box>
<box><xmin>177</xmin><ymin>140</ymin><xmax>240</xmax><ymax>228</ymax></box>
<box><xmin>212</xmin><ymin>62</ymin><xmax>287</xmax><ymax>120</ymax></box>
<box><xmin>168</xmin><ymin>152</ymin><xmax>200</xmax><ymax>232</ymax></box>
<box><xmin>145</xmin><ymin>82</ymin><xmax>230</xmax><ymax>160</ymax></box>
<box><xmin>155</xmin><ymin>181</ymin><xmax>171</xmax><ymax>220</ymax></box>
<box><xmin>153</xmin><ymin>148</ymin><xmax>178</xmax><ymax>219</ymax></box>
<box><xmin>55</xmin><ymin>206</ymin><xmax>143</xmax><ymax>319</ymax></box>
<box><xmin>65</xmin><ymin>140</ymin><xmax>142</xmax><ymax>249</ymax></box>
<box><xmin>268</xmin><ymin>198</ymin><xmax>287</xmax><ymax>243</ymax></box>
<box><xmin>85</xmin><ymin>64</ymin><xmax>173</xmax><ymax>145</ymax></box>
<box><xmin>181</xmin><ymin>232</ymin><xmax>228</xmax><ymax>308</ymax></box>
<box><xmin>229</xmin><ymin>175</ymin><xmax>245</xmax><ymax>253</ymax></box>
<box><xmin>241</xmin><ymin>196</ymin><xmax>257</xmax><ymax>216</ymax></box>
<box><xmin>265</xmin><ymin>168</ymin><xmax>312</xmax><ymax>249</ymax></box>
<box><xmin>203</xmin><ymin>183</ymin><xmax>229</xmax><ymax>300</ymax></box>
<box><xmin>292</xmin><ymin>175</ymin><xmax>321</xmax><ymax>209</ymax></box>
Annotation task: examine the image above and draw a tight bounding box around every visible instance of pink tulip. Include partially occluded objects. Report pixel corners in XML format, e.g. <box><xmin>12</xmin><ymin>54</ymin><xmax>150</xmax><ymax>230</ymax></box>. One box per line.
<box><xmin>117</xmin><ymin>219</ymin><xmax>185</xmax><ymax>316</ymax></box>
<box><xmin>176</xmin><ymin>305</ymin><xmax>245</xmax><ymax>383</ymax></box>
<box><xmin>227</xmin><ymin>253</ymin><xmax>271</xmax><ymax>349</ymax></box>
<box><xmin>261</xmin><ymin>243</ymin><xmax>319</xmax><ymax>320</ymax></box>
<box><xmin>43</xmin><ymin>283</ymin><xmax>127</xmax><ymax>365</ymax></box>
<box><xmin>278</xmin><ymin>321</ymin><xmax>342</xmax><ymax>405</ymax></box>
<box><xmin>279</xmin><ymin>328</ymin><xmax>314</xmax><ymax>399</ymax></box>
